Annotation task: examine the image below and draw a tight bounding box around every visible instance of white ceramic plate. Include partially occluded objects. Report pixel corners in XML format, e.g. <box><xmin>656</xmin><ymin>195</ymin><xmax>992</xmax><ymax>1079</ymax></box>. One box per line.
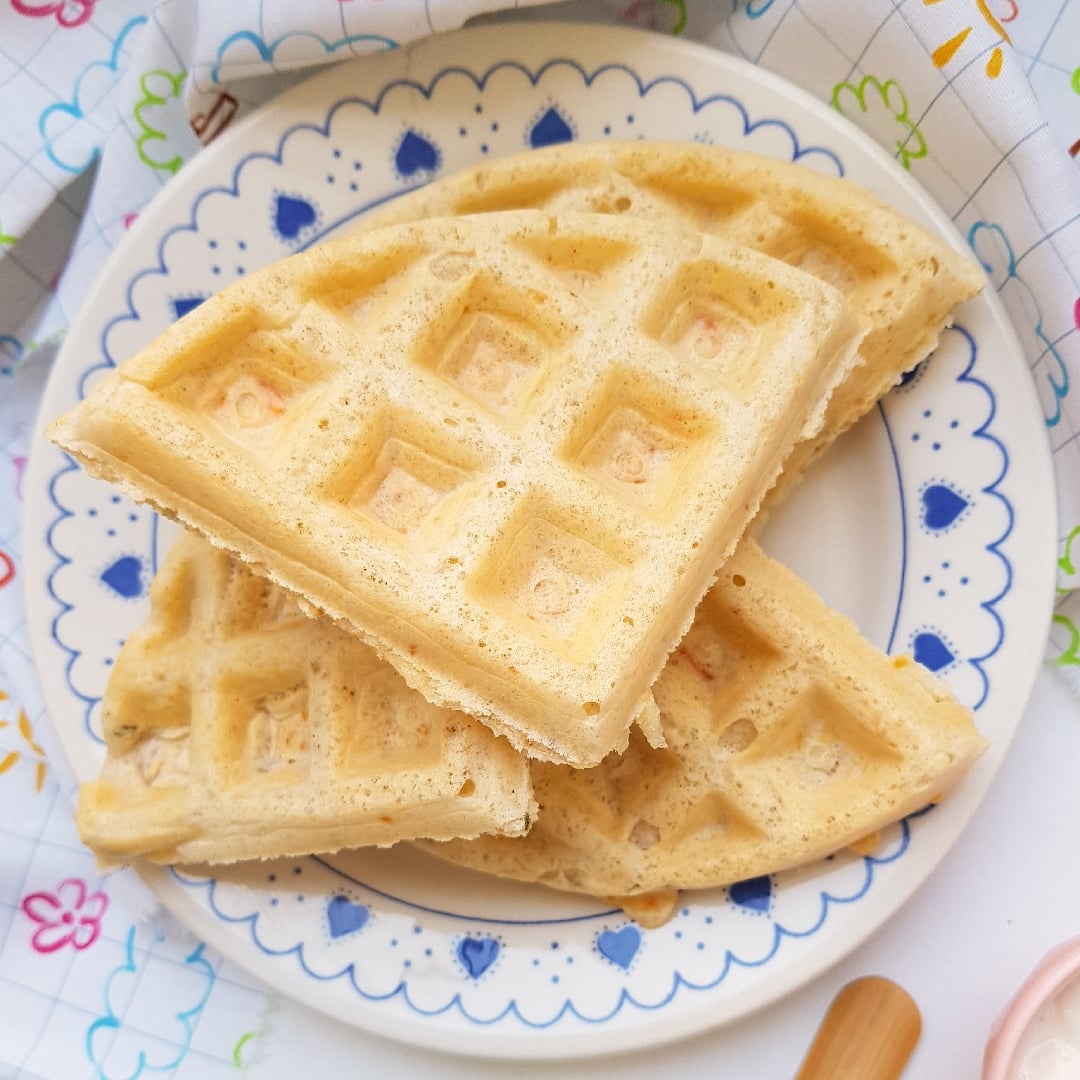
<box><xmin>23</xmin><ymin>22</ymin><xmax>1057</xmax><ymax>1061</ymax></box>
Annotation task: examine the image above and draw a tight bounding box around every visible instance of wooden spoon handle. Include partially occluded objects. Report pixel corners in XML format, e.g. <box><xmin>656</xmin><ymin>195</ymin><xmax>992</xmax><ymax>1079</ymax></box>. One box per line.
<box><xmin>795</xmin><ymin>976</ymin><xmax>922</xmax><ymax>1080</ymax></box>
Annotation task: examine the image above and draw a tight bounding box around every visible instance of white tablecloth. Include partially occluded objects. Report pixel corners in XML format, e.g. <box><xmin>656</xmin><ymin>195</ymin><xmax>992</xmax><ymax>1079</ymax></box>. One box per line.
<box><xmin>2</xmin><ymin>2</ymin><xmax>1079</xmax><ymax>1076</ymax></box>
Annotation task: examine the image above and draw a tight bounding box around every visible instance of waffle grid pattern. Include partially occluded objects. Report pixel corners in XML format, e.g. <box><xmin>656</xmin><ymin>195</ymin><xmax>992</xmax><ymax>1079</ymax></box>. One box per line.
<box><xmin>56</xmin><ymin>210</ymin><xmax>863</xmax><ymax>766</ymax></box>
<box><xmin>79</xmin><ymin>533</ymin><xmax>533</xmax><ymax>864</ymax></box>
<box><xmin>419</xmin><ymin>539</ymin><xmax>987</xmax><ymax>899</ymax></box>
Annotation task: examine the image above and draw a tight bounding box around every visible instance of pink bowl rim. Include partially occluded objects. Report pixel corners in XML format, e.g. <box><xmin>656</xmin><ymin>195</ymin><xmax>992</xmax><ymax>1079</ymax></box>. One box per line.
<box><xmin>983</xmin><ymin>936</ymin><xmax>1080</xmax><ymax>1078</ymax></box>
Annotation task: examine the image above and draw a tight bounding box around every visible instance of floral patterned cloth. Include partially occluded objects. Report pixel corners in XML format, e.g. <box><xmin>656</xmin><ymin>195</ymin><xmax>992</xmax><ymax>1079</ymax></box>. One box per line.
<box><xmin>1</xmin><ymin>1</ymin><xmax>1078</xmax><ymax>1076</ymax></box>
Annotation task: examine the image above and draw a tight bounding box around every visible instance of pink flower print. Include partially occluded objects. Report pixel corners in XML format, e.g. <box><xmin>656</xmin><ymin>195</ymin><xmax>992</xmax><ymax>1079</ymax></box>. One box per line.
<box><xmin>10</xmin><ymin>0</ymin><xmax>97</xmax><ymax>29</ymax></box>
<box><xmin>22</xmin><ymin>878</ymin><xmax>108</xmax><ymax>953</ymax></box>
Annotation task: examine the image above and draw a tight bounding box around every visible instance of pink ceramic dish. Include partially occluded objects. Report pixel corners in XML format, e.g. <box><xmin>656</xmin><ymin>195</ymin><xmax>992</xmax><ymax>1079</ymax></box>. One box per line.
<box><xmin>984</xmin><ymin>937</ymin><xmax>1080</xmax><ymax>1079</ymax></box>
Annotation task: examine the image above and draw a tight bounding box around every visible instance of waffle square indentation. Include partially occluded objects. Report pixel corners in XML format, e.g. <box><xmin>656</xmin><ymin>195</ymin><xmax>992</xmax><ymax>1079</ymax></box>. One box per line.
<box><xmin>221</xmin><ymin>561</ymin><xmax>309</xmax><ymax>635</ymax></box>
<box><xmin>741</xmin><ymin>686</ymin><xmax>900</xmax><ymax>790</ymax></box>
<box><xmin>215</xmin><ymin>674</ymin><xmax>311</xmax><ymax>783</ymax></box>
<box><xmin>659</xmin><ymin>594</ymin><xmax>780</xmax><ymax>749</ymax></box>
<box><xmin>338</xmin><ymin>664</ymin><xmax>445</xmax><ymax>775</ymax></box>
<box><xmin>247</xmin><ymin>682</ymin><xmax>310</xmax><ymax>775</ymax></box>
<box><xmin>161</xmin><ymin>325</ymin><xmax>335</xmax><ymax>453</ymax></box>
<box><xmin>570</xmin><ymin>733</ymin><xmax>680</xmax><ymax>845</ymax></box>
<box><xmin>667</xmin><ymin>790</ymin><xmax>763</xmax><ymax>847</ymax></box>
<box><xmin>660</xmin><ymin>296</ymin><xmax>756</xmax><ymax>372</ymax></box>
<box><xmin>564</xmin><ymin>367</ymin><xmax>714</xmax><ymax>519</ymax></box>
<box><xmin>643</xmin><ymin>260</ymin><xmax>791</xmax><ymax>395</ymax></box>
<box><xmin>578</xmin><ymin>405</ymin><xmax>692</xmax><ymax>513</ymax></box>
<box><xmin>306</xmin><ymin>246</ymin><xmax>421</xmax><ymax>326</ymax></box>
<box><xmin>414</xmin><ymin>270</ymin><xmax>570</xmax><ymax>424</ymax></box>
<box><xmin>349</xmin><ymin>436</ymin><xmax>472</xmax><ymax>540</ymax></box>
<box><xmin>440</xmin><ymin>310</ymin><xmax>548</xmax><ymax>419</ymax></box>
<box><xmin>474</xmin><ymin>510</ymin><xmax>632</xmax><ymax>663</ymax></box>
<box><xmin>513</xmin><ymin>230</ymin><xmax>633</xmax><ymax>301</ymax></box>
<box><xmin>133</xmin><ymin>727</ymin><xmax>190</xmax><ymax>789</ymax></box>
<box><xmin>760</xmin><ymin>213</ymin><xmax>893</xmax><ymax>297</ymax></box>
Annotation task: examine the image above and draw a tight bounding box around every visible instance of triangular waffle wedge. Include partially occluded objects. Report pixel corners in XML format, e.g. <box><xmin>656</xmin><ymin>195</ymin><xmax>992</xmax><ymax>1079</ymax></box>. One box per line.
<box><xmin>49</xmin><ymin>210</ymin><xmax>867</xmax><ymax>768</ymax></box>
<box><xmin>77</xmin><ymin>530</ymin><xmax>536</xmax><ymax>866</ymax></box>
<box><xmin>360</xmin><ymin>141</ymin><xmax>984</xmax><ymax>494</ymax></box>
<box><xmin>415</xmin><ymin>539</ymin><xmax>987</xmax><ymax>906</ymax></box>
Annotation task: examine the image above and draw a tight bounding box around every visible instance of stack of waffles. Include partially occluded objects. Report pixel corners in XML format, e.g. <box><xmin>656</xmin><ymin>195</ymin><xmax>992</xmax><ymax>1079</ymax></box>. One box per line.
<box><xmin>49</xmin><ymin>141</ymin><xmax>989</xmax><ymax>916</ymax></box>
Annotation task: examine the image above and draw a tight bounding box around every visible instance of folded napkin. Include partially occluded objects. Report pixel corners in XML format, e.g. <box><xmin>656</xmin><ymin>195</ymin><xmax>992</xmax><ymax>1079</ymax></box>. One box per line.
<box><xmin>1</xmin><ymin>2</ymin><xmax>1078</xmax><ymax>1076</ymax></box>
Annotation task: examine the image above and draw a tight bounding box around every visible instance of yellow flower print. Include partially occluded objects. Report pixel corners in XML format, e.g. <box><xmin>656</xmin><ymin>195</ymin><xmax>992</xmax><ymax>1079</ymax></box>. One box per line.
<box><xmin>0</xmin><ymin>706</ymin><xmax>48</xmax><ymax>792</ymax></box>
<box><xmin>924</xmin><ymin>0</ymin><xmax>1011</xmax><ymax>80</ymax></box>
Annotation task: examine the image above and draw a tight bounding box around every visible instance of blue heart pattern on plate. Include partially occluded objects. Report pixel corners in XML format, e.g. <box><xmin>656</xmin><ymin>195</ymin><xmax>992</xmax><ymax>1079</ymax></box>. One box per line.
<box><xmin>326</xmin><ymin>894</ymin><xmax>370</xmax><ymax>939</ymax></box>
<box><xmin>170</xmin><ymin>295</ymin><xmax>206</xmax><ymax>321</ymax></box>
<box><xmin>395</xmin><ymin>130</ymin><xmax>440</xmax><ymax>177</ymax></box>
<box><xmin>729</xmin><ymin>875</ymin><xmax>773</xmax><ymax>914</ymax></box>
<box><xmin>921</xmin><ymin>483</ymin><xmax>969</xmax><ymax>531</ymax></box>
<box><xmin>457</xmin><ymin>935</ymin><xmax>499</xmax><ymax>979</ymax></box>
<box><xmin>913</xmin><ymin>631</ymin><xmax>955</xmax><ymax>672</ymax></box>
<box><xmin>596</xmin><ymin>925</ymin><xmax>641</xmax><ymax>971</ymax></box>
<box><xmin>529</xmin><ymin>106</ymin><xmax>574</xmax><ymax>147</ymax></box>
<box><xmin>100</xmin><ymin>555</ymin><xmax>144</xmax><ymax>598</ymax></box>
<box><xmin>273</xmin><ymin>193</ymin><xmax>318</xmax><ymax>242</ymax></box>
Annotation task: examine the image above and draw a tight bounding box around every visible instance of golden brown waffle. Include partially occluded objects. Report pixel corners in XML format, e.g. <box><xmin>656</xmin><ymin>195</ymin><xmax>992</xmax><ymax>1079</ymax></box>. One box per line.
<box><xmin>416</xmin><ymin>539</ymin><xmax>987</xmax><ymax>902</ymax></box>
<box><xmin>77</xmin><ymin>531</ymin><xmax>535</xmax><ymax>866</ymax></box>
<box><xmin>49</xmin><ymin>210</ymin><xmax>866</xmax><ymax>768</ymax></box>
<box><xmin>361</xmin><ymin>140</ymin><xmax>984</xmax><ymax>491</ymax></box>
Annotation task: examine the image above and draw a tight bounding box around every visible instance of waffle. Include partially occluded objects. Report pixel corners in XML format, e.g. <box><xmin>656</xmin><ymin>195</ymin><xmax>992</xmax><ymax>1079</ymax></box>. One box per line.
<box><xmin>77</xmin><ymin>530</ymin><xmax>536</xmax><ymax>866</ymax></box>
<box><xmin>49</xmin><ymin>209</ymin><xmax>867</xmax><ymax>768</ymax></box>
<box><xmin>416</xmin><ymin>539</ymin><xmax>987</xmax><ymax>904</ymax></box>
<box><xmin>361</xmin><ymin>140</ymin><xmax>984</xmax><ymax>491</ymax></box>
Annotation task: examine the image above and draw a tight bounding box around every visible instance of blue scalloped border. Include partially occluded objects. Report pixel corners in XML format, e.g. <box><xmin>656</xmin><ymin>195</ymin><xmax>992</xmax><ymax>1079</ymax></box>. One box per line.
<box><xmin>45</xmin><ymin>455</ymin><xmax>93</xmax><ymax>737</ymax></box>
<box><xmin>953</xmin><ymin>323</ymin><xmax>1013</xmax><ymax>709</ymax></box>
<box><xmin>886</xmin><ymin>322</ymin><xmax>1011</xmax><ymax>710</ymax></box>
<box><xmin>170</xmin><ymin>820</ymin><xmax>910</xmax><ymax>1029</ymax></box>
